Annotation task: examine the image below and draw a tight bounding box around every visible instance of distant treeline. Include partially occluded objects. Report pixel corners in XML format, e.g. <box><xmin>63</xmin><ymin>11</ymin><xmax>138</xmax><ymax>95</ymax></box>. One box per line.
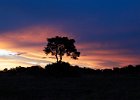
<box><xmin>1</xmin><ymin>62</ymin><xmax>140</xmax><ymax>77</ymax></box>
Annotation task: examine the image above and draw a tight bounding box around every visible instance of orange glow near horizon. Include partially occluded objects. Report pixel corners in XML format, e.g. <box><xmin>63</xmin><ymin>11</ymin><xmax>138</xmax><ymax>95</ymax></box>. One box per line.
<box><xmin>0</xmin><ymin>26</ymin><xmax>139</xmax><ymax>70</ymax></box>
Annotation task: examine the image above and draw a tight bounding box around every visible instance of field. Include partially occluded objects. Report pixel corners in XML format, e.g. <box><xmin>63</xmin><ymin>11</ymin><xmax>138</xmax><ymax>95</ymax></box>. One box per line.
<box><xmin>0</xmin><ymin>74</ymin><xmax>140</xmax><ymax>100</ymax></box>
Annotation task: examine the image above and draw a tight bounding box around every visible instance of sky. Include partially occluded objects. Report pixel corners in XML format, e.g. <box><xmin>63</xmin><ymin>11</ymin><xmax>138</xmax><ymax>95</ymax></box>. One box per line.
<box><xmin>0</xmin><ymin>0</ymin><xmax>140</xmax><ymax>70</ymax></box>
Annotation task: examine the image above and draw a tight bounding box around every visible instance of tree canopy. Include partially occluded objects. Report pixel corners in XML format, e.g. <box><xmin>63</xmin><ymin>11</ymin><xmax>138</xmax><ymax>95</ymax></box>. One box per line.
<box><xmin>44</xmin><ymin>36</ymin><xmax>80</xmax><ymax>63</ymax></box>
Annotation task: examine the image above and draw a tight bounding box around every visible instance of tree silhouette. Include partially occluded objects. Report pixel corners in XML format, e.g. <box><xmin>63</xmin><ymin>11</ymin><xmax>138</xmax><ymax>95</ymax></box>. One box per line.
<box><xmin>44</xmin><ymin>36</ymin><xmax>80</xmax><ymax>63</ymax></box>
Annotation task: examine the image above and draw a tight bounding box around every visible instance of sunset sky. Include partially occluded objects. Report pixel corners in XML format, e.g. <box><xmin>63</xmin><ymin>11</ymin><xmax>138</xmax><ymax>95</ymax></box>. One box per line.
<box><xmin>0</xmin><ymin>0</ymin><xmax>140</xmax><ymax>70</ymax></box>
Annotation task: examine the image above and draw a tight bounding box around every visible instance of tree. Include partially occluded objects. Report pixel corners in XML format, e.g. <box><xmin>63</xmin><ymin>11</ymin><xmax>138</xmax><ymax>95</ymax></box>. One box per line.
<box><xmin>44</xmin><ymin>36</ymin><xmax>80</xmax><ymax>63</ymax></box>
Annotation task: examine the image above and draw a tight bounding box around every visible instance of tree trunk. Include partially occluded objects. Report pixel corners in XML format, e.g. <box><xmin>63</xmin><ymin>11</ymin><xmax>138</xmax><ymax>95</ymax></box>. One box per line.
<box><xmin>56</xmin><ymin>49</ymin><xmax>59</xmax><ymax>63</ymax></box>
<box><xmin>56</xmin><ymin>54</ymin><xmax>58</xmax><ymax>63</ymax></box>
<box><xmin>60</xmin><ymin>55</ymin><xmax>62</xmax><ymax>62</ymax></box>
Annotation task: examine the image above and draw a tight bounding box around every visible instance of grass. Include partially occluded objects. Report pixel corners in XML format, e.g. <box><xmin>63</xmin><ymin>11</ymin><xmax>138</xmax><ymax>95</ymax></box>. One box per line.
<box><xmin>0</xmin><ymin>74</ymin><xmax>140</xmax><ymax>100</ymax></box>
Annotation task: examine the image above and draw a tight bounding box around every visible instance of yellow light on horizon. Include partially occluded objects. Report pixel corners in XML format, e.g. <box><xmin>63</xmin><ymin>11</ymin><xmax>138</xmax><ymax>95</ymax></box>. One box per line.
<box><xmin>0</xmin><ymin>49</ymin><xmax>17</xmax><ymax>56</ymax></box>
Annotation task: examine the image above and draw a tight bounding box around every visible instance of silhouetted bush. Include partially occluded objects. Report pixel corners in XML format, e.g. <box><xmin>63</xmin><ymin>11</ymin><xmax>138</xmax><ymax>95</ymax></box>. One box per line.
<box><xmin>45</xmin><ymin>62</ymin><xmax>80</xmax><ymax>77</ymax></box>
<box><xmin>1</xmin><ymin>64</ymin><xmax>140</xmax><ymax>77</ymax></box>
<box><xmin>26</xmin><ymin>65</ymin><xmax>45</xmax><ymax>76</ymax></box>
<box><xmin>112</xmin><ymin>65</ymin><xmax>140</xmax><ymax>74</ymax></box>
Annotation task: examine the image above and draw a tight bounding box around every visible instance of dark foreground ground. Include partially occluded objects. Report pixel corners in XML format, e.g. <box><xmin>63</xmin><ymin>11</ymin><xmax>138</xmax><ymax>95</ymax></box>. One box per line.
<box><xmin>0</xmin><ymin>74</ymin><xmax>140</xmax><ymax>100</ymax></box>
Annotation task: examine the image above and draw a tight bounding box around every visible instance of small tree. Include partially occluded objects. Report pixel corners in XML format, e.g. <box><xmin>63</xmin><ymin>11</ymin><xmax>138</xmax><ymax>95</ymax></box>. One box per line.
<box><xmin>44</xmin><ymin>36</ymin><xmax>80</xmax><ymax>63</ymax></box>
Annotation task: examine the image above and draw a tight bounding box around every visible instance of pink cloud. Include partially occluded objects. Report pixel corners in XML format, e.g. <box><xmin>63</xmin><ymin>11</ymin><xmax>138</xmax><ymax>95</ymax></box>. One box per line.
<box><xmin>0</xmin><ymin>25</ymin><xmax>139</xmax><ymax>69</ymax></box>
